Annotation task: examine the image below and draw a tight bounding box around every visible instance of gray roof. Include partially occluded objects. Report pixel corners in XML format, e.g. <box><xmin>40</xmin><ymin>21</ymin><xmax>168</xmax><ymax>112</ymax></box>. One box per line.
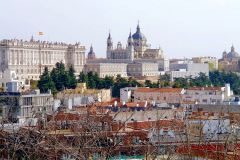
<box><xmin>132</xmin><ymin>24</ymin><xmax>147</xmax><ymax>40</ymax></box>
<box><xmin>227</xmin><ymin>51</ymin><xmax>240</xmax><ymax>58</ymax></box>
<box><xmin>88</xmin><ymin>50</ymin><xmax>95</xmax><ymax>55</ymax></box>
<box><xmin>193</xmin><ymin>104</ymin><xmax>240</xmax><ymax>113</ymax></box>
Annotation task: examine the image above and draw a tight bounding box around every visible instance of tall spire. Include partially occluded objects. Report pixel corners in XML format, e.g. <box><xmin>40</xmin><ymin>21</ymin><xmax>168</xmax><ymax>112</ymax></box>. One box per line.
<box><xmin>136</xmin><ymin>20</ymin><xmax>140</xmax><ymax>33</ymax></box>
<box><xmin>128</xmin><ymin>28</ymin><xmax>132</xmax><ymax>39</ymax></box>
<box><xmin>231</xmin><ymin>44</ymin><xmax>235</xmax><ymax>52</ymax></box>
<box><xmin>90</xmin><ymin>43</ymin><xmax>93</xmax><ymax>52</ymax></box>
<box><xmin>108</xmin><ymin>29</ymin><xmax>112</xmax><ymax>40</ymax></box>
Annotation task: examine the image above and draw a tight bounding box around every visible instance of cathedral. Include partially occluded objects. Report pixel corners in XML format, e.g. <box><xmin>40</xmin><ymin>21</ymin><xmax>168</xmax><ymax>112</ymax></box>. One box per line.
<box><xmin>85</xmin><ymin>23</ymin><xmax>169</xmax><ymax>78</ymax></box>
<box><xmin>106</xmin><ymin>23</ymin><xmax>164</xmax><ymax>61</ymax></box>
<box><xmin>221</xmin><ymin>45</ymin><xmax>240</xmax><ymax>62</ymax></box>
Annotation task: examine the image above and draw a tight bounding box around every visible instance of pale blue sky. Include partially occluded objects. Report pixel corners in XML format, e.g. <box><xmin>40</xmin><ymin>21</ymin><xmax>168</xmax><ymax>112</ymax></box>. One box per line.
<box><xmin>1</xmin><ymin>0</ymin><xmax>240</xmax><ymax>59</ymax></box>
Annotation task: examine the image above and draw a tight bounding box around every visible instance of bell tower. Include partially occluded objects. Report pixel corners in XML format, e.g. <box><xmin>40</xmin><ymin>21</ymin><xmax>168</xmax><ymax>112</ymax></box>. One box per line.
<box><xmin>127</xmin><ymin>30</ymin><xmax>134</xmax><ymax>60</ymax></box>
<box><xmin>106</xmin><ymin>30</ymin><xmax>113</xmax><ymax>59</ymax></box>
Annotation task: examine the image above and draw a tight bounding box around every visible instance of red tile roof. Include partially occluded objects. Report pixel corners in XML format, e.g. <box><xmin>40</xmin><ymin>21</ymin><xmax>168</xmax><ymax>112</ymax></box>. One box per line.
<box><xmin>182</xmin><ymin>101</ymin><xmax>197</xmax><ymax>104</ymax></box>
<box><xmin>135</xmin><ymin>88</ymin><xmax>183</xmax><ymax>93</ymax></box>
<box><xmin>109</xmin><ymin>98</ymin><xmax>120</xmax><ymax>103</ymax></box>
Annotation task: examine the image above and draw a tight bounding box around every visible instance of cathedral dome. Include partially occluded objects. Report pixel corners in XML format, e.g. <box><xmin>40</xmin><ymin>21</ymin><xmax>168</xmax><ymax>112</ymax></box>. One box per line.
<box><xmin>132</xmin><ymin>24</ymin><xmax>147</xmax><ymax>40</ymax></box>
<box><xmin>227</xmin><ymin>45</ymin><xmax>239</xmax><ymax>58</ymax></box>
<box><xmin>88</xmin><ymin>45</ymin><xmax>95</xmax><ymax>55</ymax></box>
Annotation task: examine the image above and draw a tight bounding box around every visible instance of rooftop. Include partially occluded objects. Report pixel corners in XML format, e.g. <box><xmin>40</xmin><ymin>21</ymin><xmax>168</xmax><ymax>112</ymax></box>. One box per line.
<box><xmin>135</xmin><ymin>88</ymin><xmax>184</xmax><ymax>93</ymax></box>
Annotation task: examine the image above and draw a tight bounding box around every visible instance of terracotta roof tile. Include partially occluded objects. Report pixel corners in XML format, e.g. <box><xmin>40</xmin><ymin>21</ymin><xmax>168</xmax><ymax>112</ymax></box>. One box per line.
<box><xmin>110</xmin><ymin>98</ymin><xmax>120</xmax><ymax>103</ymax></box>
<box><xmin>135</xmin><ymin>88</ymin><xmax>158</xmax><ymax>92</ymax></box>
<box><xmin>188</xmin><ymin>87</ymin><xmax>222</xmax><ymax>91</ymax></box>
<box><xmin>182</xmin><ymin>101</ymin><xmax>197</xmax><ymax>104</ymax></box>
<box><xmin>135</xmin><ymin>88</ymin><xmax>183</xmax><ymax>93</ymax></box>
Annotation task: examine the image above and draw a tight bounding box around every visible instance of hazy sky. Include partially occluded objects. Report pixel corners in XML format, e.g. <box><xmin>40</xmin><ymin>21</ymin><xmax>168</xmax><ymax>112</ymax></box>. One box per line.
<box><xmin>1</xmin><ymin>0</ymin><xmax>240</xmax><ymax>59</ymax></box>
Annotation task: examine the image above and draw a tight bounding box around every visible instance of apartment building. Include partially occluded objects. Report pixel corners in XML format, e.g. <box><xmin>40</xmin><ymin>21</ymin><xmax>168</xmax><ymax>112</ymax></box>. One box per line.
<box><xmin>182</xmin><ymin>84</ymin><xmax>233</xmax><ymax>104</ymax></box>
<box><xmin>134</xmin><ymin>88</ymin><xmax>185</xmax><ymax>104</ymax></box>
<box><xmin>0</xmin><ymin>89</ymin><xmax>53</xmax><ymax>121</ymax></box>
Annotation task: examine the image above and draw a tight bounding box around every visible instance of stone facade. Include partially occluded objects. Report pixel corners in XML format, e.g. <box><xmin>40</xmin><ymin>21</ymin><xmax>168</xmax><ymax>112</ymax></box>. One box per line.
<box><xmin>127</xmin><ymin>63</ymin><xmax>158</xmax><ymax>76</ymax></box>
<box><xmin>0</xmin><ymin>37</ymin><xmax>86</xmax><ymax>79</ymax></box>
<box><xmin>58</xmin><ymin>83</ymin><xmax>111</xmax><ymax>102</ymax></box>
<box><xmin>192</xmin><ymin>56</ymin><xmax>218</xmax><ymax>69</ymax></box>
<box><xmin>84</xmin><ymin>63</ymin><xmax>127</xmax><ymax>78</ymax></box>
<box><xmin>84</xmin><ymin>62</ymin><xmax>159</xmax><ymax>78</ymax></box>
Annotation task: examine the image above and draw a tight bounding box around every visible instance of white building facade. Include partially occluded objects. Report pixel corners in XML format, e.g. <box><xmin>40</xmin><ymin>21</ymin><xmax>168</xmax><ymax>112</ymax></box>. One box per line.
<box><xmin>0</xmin><ymin>69</ymin><xmax>30</xmax><ymax>91</ymax></box>
<box><xmin>0</xmin><ymin>37</ymin><xmax>86</xmax><ymax>79</ymax></box>
<box><xmin>182</xmin><ymin>84</ymin><xmax>233</xmax><ymax>104</ymax></box>
<box><xmin>84</xmin><ymin>63</ymin><xmax>128</xmax><ymax>78</ymax></box>
<box><xmin>167</xmin><ymin>61</ymin><xmax>209</xmax><ymax>82</ymax></box>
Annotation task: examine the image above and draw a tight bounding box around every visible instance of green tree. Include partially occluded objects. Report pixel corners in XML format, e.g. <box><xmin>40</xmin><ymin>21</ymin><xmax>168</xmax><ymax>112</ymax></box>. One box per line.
<box><xmin>55</xmin><ymin>62</ymin><xmax>66</xmax><ymax>91</ymax></box>
<box><xmin>112</xmin><ymin>75</ymin><xmax>128</xmax><ymax>98</ymax></box>
<box><xmin>68</xmin><ymin>65</ymin><xmax>77</xmax><ymax>89</ymax></box>
<box><xmin>160</xmin><ymin>73</ymin><xmax>170</xmax><ymax>82</ymax></box>
<box><xmin>173</xmin><ymin>81</ymin><xmax>180</xmax><ymax>88</ymax></box>
<box><xmin>104</xmin><ymin>76</ymin><xmax>114</xmax><ymax>89</ymax></box>
<box><xmin>93</xmin><ymin>73</ymin><xmax>101</xmax><ymax>89</ymax></box>
<box><xmin>209</xmin><ymin>62</ymin><xmax>214</xmax><ymax>71</ymax></box>
<box><xmin>88</xmin><ymin>77</ymin><xmax>96</xmax><ymax>89</ymax></box>
<box><xmin>145</xmin><ymin>80</ymin><xmax>152</xmax><ymax>88</ymax></box>
<box><xmin>37</xmin><ymin>67</ymin><xmax>57</xmax><ymax>94</ymax></box>
<box><xmin>174</xmin><ymin>77</ymin><xmax>189</xmax><ymax>89</ymax></box>
<box><xmin>79</xmin><ymin>72</ymin><xmax>88</xmax><ymax>83</ymax></box>
<box><xmin>50</xmin><ymin>68</ymin><xmax>58</xmax><ymax>85</ymax></box>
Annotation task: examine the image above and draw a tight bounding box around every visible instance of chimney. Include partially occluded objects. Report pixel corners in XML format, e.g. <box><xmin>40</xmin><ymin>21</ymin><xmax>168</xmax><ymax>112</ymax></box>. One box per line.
<box><xmin>123</xmin><ymin>101</ymin><xmax>125</xmax><ymax>105</ymax></box>
<box><xmin>118</xmin><ymin>121</ymin><xmax>121</xmax><ymax>130</ymax></box>
<box><xmin>198</xmin><ymin>108</ymin><xmax>203</xmax><ymax>116</ymax></box>
<box><xmin>153</xmin><ymin>101</ymin><xmax>155</xmax><ymax>106</ymax></box>
<box><xmin>114</xmin><ymin>101</ymin><xmax>117</xmax><ymax>107</ymax></box>
<box><xmin>122</xmin><ymin>123</ymin><xmax>125</xmax><ymax>131</ymax></box>
<box><xmin>144</xmin><ymin>101</ymin><xmax>147</xmax><ymax>107</ymax></box>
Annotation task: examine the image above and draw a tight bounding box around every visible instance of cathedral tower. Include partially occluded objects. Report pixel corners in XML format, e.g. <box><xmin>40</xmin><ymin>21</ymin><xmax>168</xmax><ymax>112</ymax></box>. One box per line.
<box><xmin>127</xmin><ymin>31</ymin><xmax>134</xmax><ymax>60</ymax></box>
<box><xmin>106</xmin><ymin>31</ymin><xmax>113</xmax><ymax>59</ymax></box>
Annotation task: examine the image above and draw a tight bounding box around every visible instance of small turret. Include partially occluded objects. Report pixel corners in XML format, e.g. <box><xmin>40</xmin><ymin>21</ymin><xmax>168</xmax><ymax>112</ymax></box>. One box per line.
<box><xmin>30</xmin><ymin>35</ymin><xmax>35</xmax><ymax>42</ymax></box>
<box><xmin>127</xmin><ymin>30</ymin><xmax>133</xmax><ymax>47</ymax></box>
<box><xmin>231</xmin><ymin>44</ymin><xmax>235</xmax><ymax>52</ymax></box>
